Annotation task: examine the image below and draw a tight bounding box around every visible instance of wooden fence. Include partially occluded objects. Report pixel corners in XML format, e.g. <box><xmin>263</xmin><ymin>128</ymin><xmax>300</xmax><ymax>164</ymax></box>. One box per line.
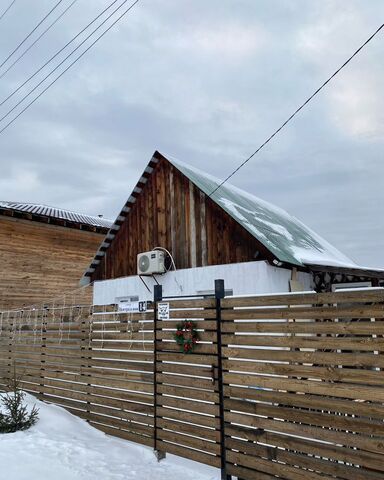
<box><xmin>221</xmin><ymin>288</ymin><xmax>384</xmax><ymax>480</ymax></box>
<box><xmin>0</xmin><ymin>285</ymin><xmax>384</xmax><ymax>479</ymax></box>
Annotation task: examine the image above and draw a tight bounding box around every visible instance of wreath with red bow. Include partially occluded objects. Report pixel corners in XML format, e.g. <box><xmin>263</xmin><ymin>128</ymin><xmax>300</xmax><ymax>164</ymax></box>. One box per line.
<box><xmin>173</xmin><ymin>320</ymin><xmax>200</xmax><ymax>354</ymax></box>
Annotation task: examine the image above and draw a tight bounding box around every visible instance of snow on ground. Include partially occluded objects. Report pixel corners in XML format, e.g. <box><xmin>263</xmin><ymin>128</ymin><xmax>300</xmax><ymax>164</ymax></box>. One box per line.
<box><xmin>0</xmin><ymin>393</ymin><xmax>219</xmax><ymax>480</ymax></box>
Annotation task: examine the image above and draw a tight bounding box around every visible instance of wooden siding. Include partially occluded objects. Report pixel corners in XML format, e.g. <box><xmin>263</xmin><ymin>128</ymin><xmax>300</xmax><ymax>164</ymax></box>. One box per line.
<box><xmin>93</xmin><ymin>159</ymin><xmax>271</xmax><ymax>281</ymax></box>
<box><xmin>0</xmin><ymin>216</ymin><xmax>104</xmax><ymax>310</ymax></box>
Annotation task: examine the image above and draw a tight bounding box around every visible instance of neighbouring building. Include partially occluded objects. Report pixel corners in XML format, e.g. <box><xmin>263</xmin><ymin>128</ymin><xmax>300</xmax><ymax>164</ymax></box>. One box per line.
<box><xmin>0</xmin><ymin>202</ymin><xmax>112</xmax><ymax>310</ymax></box>
<box><xmin>81</xmin><ymin>151</ymin><xmax>384</xmax><ymax>305</ymax></box>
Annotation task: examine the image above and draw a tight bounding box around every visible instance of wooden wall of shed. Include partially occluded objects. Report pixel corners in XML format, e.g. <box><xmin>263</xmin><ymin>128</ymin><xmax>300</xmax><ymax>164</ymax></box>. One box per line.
<box><xmin>93</xmin><ymin>159</ymin><xmax>271</xmax><ymax>281</ymax></box>
<box><xmin>0</xmin><ymin>217</ymin><xmax>104</xmax><ymax>310</ymax></box>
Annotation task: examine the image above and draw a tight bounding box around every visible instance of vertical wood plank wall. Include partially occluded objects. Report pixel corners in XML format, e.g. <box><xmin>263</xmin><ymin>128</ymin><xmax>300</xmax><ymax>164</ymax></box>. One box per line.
<box><xmin>93</xmin><ymin>159</ymin><xmax>271</xmax><ymax>281</ymax></box>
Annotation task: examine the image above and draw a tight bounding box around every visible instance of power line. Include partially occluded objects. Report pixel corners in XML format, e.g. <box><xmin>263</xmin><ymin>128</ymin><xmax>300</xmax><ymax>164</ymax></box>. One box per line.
<box><xmin>0</xmin><ymin>0</ymin><xmax>121</xmax><ymax>107</ymax></box>
<box><xmin>208</xmin><ymin>23</ymin><xmax>384</xmax><ymax>198</ymax></box>
<box><xmin>0</xmin><ymin>0</ymin><xmax>79</xmax><ymax>80</ymax></box>
<box><xmin>0</xmin><ymin>0</ymin><xmax>135</xmax><ymax>125</ymax></box>
<box><xmin>0</xmin><ymin>0</ymin><xmax>16</xmax><ymax>22</ymax></box>
<box><xmin>0</xmin><ymin>0</ymin><xmax>140</xmax><ymax>135</ymax></box>
<box><xmin>0</xmin><ymin>0</ymin><xmax>64</xmax><ymax>69</ymax></box>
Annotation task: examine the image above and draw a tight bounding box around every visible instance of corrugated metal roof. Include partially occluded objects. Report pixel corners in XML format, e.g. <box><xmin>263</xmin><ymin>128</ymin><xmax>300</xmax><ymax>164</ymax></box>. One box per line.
<box><xmin>0</xmin><ymin>201</ymin><xmax>113</xmax><ymax>229</ymax></box>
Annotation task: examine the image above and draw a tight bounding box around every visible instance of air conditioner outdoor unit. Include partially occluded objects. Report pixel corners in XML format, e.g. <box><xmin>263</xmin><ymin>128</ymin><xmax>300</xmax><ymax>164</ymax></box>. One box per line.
<box><xmin>137</xmin><ymin>250</ymin><xmax>166</xmax><ymax>275</ymax></box>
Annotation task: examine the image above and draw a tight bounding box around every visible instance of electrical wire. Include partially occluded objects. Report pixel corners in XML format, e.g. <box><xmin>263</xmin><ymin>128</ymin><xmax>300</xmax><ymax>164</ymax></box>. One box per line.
<box><xmin>0</xmin><ymin>0</ymin><xmax>121</xmax><ymax>107</ymax></box>
<box><xmin>0</xmin><ymin>0</ymin><xmax>16</xmax><ymax>22</ymax></box>
<box><xmin>0</xmin><ymin>0</ymin><xmax>140</xmax><ymax>131</ymax></box>
<box><xmin>0</xmin><ymin>0</ymin><xmax>79</xmax><ymax>80</ymax></box>
<box><xmin>153</xmin><ymin>247</ymin><xmax>177</xmax><ymax>271</ymax></box>
<box><xmin>208</xmin><ymin>22</ymin><xmax>384</xmax><ymax>198</ymax></box>
<box><xmin>0</xmin><ymin>0</ymin><xmax>65</xmax><ymax>69</ymax></box>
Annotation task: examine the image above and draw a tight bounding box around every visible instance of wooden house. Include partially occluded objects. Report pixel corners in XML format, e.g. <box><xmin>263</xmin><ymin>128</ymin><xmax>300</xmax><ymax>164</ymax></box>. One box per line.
<box><xmin>0</xmin><ymin>202</ymin><xmax>111</xmax><ymax>310</ymax></box>
<box><xmin>82</xmin><ymin>151</ymin><xmax>384</xmax><ymax>304</ymax></box>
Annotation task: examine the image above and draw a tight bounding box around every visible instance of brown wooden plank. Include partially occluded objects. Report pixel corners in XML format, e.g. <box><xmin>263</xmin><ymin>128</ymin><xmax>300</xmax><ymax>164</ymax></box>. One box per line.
<box><xmin>225</xmin><ymin>385</ymin><xmax>384</xmax><ymax>420</ymax></box>
<box><xmin>158</xmin><ymin>429</ymin><xmax>220</xmax><ymax>455</ymax></box>
<box><xmin>223</xmin><ymin>373</ymin><xmax>384</xmax><ymax>402</ymax></box>
<box><xmin>222</xmin><ymin>319</ymin><xmax>384</xmax><ymax>334</ymax></box>
<box><xmin>157</xmin><ymin>395</ymin><xmax>217</xmax><ymax>416</ymax></box>
<box><xmin>222</xmin><ymin>334</ymin><xmax>384</xmax><ymax>351</ymax></box>
<box><xmin>226</xmin><ymin>437</ymin><xmax>383</xmax><ymax>480</ymax></box>
<box><xmin>157</xmin><ymin>373</ymin><xmax>217</xmax><ymax>391</ymax></box>
<box><xmin>156</xmin><ymin>440</ymin><xmax>220</xmax><ymax>467</ymax></box>
<box><xmin>222</xmin><ymin>346</ymin><xmax>384</xmax><ymax>368</ymax></box>
<box><xmin>224</xmin><ymin>398</ymin><xmax>384</xmax><ymax>436</ymax></box>
<box><xmin>223</xmin><ymin>359</ymin><xmax>384</xmax><ymax>386</ymax></box>
<box><xmin>225</xmin><ymin>411</ymin><xmax>384</xmax><ymax>454</ymax></box>
<box><xmin>156</xmin><ymin>351</ymin><xmax>218</xmax><ymax>365</ymax></box>
<box><xmin>157</xmin><ymin>384</ymin><xmax>218</xmax><ymax>403</ymax></box>
<box><xmin>157</xmin><ymin>418</ymin><xmax>219</xmax><ymax>442</ymax></box>
<box><xmin>222</xmin><ymin>289</ymin><xmax>384</xmax><ymax>308</ymax></box>
<box><xmin>225</xmin><ymin>424</ymin><xmax>384</xmax><ymax>473</ymax></box>
<box><xmin>221</xmin><ymin>306</ymin><xmax>384</xmax><ymax>321</ymax></box>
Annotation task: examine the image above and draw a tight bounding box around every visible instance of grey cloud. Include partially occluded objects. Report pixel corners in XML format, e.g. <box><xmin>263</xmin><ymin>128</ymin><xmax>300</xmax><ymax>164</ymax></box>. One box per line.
<box><xmin>0</xmin><ymin>0</ymin><xmax>383</xmax><ymax>267</ymax></box>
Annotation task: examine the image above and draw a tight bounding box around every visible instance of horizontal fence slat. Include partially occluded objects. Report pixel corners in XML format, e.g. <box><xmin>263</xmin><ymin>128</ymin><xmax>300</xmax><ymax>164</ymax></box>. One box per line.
<box><xmin>222</xmin><ymin>289</ymin><xmax>384</xmax><ymax>307</ymax></box>
<box><xmin>223</xmin><ymin>372</ymin><xmax>384</xmax><ymax>402</ymax></box>
<box><xmin>221</xmin><ymin>306</ymin><xmax>384</xmax><ymax>320</ymax></box>
<box><xmin>222</xmin><ymin>359</ymin><xmax>384</xmax><ymax>386</ymax></box>
<box><xmin>222</xmin><ymin>346</ymin><xmax>384</xmax><ymax>367</ymax></box>
<box><xmin>155</xmin><ymin>440</ymin><xmax>220</xmax><ymax>467</ymax></box>
<box><xmin>225</xmin><ymin>385</ymin><xmax>384</xmax><ymax>419</ymax></box>
<box><xmin>222</xmin><ymin>319</ymin><xmax>384</xmax><ymax>334</ymax></box>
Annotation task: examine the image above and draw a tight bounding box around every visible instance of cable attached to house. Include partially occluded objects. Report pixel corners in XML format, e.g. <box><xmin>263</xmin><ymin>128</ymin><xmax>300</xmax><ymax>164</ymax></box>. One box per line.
<box><xmin>208</xmin><ymin>22</ymin><xmax>384</xmax><ymax>198</ymax></box>
<box><xmin>153</xmin><ymin>246</ymin><xmax>183</xmax><ymax>293</ymax></box>
<box><xmin>153</xmin><ymin>246</ymin><xmax>177</xmax><ymax>272</ymax></box>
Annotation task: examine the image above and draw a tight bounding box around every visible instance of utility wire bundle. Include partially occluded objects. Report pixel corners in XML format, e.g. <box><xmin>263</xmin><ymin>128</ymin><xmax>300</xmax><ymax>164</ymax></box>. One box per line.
<box><xmin>0</xmin><ymin>0</ymin><xmax>140</xmax><ymax>134</ymax></box>
<box><xmin>0</xmin><ymin>0</ymin><xmax>382</xmax><ymax>196</ymax></box>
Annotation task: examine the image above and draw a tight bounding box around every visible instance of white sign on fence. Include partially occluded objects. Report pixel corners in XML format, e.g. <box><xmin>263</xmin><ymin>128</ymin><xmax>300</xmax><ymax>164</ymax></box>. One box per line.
<box><xmin>119</xmin><ymin>301</ymin><xmax>147</xmax><ymax>313</ymax></box>
<box><xmin>157</xmin><ymin>302</ymin><xmax>170</xmax><ymax>320</ymax></box>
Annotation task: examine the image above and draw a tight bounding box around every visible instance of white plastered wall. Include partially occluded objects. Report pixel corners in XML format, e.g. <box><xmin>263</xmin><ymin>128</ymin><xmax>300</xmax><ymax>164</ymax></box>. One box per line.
<box><xmin>93</xmin><ymin>261</ymin><xmax>313</xmax><ymax>305</ymax></box>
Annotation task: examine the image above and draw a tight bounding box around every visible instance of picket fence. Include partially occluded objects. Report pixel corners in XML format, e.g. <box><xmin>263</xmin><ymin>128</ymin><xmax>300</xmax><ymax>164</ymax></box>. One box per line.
<box><xmin>1</xmin><ymin>282</ymin><xmax>384</xmax><ymax>480</ymax></box>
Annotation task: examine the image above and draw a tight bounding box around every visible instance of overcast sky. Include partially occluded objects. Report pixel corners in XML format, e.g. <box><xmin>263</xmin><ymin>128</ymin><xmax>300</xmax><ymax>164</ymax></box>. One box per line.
<box><xmin>0</xmin><ymin>0</ymin><xmax>383</xmax><ymax>267</ymax></box>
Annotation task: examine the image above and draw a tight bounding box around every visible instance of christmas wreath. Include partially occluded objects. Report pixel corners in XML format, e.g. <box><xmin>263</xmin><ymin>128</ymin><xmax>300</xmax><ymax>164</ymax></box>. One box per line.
<box><xmin>173</xmin><ymin>320</ymin><xmax>200</xmax><ymax>354</ymax></box>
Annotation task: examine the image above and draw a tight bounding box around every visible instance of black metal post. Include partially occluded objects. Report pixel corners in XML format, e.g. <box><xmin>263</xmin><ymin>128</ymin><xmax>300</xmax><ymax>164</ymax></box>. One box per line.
<box><xmin>153</xmin><ymin>285</ymin><xmax>165</xmax><ymax>460</ymax></box>
<box><xmin>215</xmin><ymin>279</ymin><xmax>230</xmax><ymax>480</ymax></box>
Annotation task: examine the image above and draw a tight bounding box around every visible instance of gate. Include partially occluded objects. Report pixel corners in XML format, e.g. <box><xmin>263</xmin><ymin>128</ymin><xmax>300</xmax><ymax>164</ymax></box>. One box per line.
<box><xmin>153</xmin><ymin>283</ymin><xmax>224</xmax><ymax>469</ymax></box>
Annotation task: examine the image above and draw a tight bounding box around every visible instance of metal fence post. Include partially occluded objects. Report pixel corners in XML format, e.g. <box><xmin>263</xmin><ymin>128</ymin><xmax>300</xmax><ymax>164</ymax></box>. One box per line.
<box><xmin>153</xmin><ymin>284</ymin><xmax>165</xmax><ymax>461</ymax></box>
<box><xmin>215</xmin><ymin>279</ymin><xmax>230</xmax><ymax>480</ymax></box>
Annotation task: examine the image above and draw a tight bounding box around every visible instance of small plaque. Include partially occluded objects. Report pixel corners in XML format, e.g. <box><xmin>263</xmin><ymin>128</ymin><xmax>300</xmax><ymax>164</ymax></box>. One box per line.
<box><xmin>157</xmin><ymin>302</ymin><xmax>170</xmax><ymax>320</ymax></box>
<box><xmin>119</xmin><ymin>301</ymin><xmax>147</xmax><ymax>313</ymax></box>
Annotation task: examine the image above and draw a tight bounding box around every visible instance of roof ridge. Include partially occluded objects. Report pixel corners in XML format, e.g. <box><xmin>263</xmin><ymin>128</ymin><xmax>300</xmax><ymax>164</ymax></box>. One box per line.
<box><xmin>82</xmin><ymin>150</ymin><xmax>361</xmax><ymax>281</ymax></box>
<box><xmin>0</xmin><ymin>200</ymin><xmax>111</xmax><ymax>220</ymax></box>
<box><xmin>0</xmin><ymin>201</ymin><xmax>113</xmax><ymax>229</ymax></box>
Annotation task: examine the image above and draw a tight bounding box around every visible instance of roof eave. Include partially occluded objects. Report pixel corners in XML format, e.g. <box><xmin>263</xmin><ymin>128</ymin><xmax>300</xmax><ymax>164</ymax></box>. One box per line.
<box><xmin>307</xmin><ymin>263</ymin><xmax>384</xmax><ymax>280</ymax></box>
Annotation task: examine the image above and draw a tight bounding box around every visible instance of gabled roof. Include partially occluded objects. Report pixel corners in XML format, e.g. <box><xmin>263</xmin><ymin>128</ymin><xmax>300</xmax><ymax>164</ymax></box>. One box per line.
<box><xmin>169</xmin><ymin>157</ymin><xmax>356</xmax><ymax>268</ymax></box>
<box><xmin>0</xmin><ymin>201</ymin><xmax>112</xmax><ymax>231</ymax></box>
<box><xmin>83</xmin><ymin>150</ymin><xmax>373</xmax><ymax>279</ymax></box>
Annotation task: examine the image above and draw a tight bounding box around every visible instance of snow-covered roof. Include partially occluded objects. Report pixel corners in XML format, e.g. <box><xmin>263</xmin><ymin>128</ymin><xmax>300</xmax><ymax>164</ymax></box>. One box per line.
<box><xmin>168</xmin><ymin>157</ymin><xmax>356</xmax><ymax>268</ymax></box>
<box><xmin>83</xmin><ymin>150</ymin><xmax>377</xmax><ymax>279</ymax></box>
<box><xmin>0</xmin><ymin>201</ymin><xmax>112</xmax><ymax>229</ymax></box>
